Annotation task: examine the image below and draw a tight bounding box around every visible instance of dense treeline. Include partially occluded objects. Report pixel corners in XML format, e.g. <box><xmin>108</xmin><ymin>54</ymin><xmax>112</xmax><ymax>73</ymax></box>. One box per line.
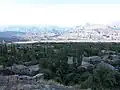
<box><xmin>1</xmin><ymin>42</ymin><xmax>120</xmax><ymax>89</ymax></box>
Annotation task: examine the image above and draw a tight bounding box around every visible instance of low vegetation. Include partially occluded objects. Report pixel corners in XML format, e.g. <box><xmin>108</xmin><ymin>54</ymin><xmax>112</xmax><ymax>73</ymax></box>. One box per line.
<box><xmin>0</xmin><ymin>42</ymin><xmax>120</xmax><ymax>89</ymax></box>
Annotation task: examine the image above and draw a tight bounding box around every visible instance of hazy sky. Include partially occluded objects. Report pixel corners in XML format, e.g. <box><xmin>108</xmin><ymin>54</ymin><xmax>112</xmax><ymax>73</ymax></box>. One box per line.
<box><xmin>0</xmin><ymin>0</ymin><xmax>120</xmax><ymax>26</ymax></box>
<box><xmin>1</xmin><ymin>0</ymin><xmax>120</xmax><ymax>4</ymax></box>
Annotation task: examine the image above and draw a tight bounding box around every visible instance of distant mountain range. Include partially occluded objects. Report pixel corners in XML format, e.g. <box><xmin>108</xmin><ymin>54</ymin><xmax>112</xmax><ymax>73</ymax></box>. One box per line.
<box><xmin>0</xmin><ymin>25</ymin><xmax>69</xmax><ymax>42</ymax></box>
<box><xmin>0</xmin><ymin>31</ymin><xmax>26</xmax><ymax>42</ymax></box>
<box><xmin>0</xmin><ymin>24</ymin><xmax>120</xmax><ymax>42</ymax></box>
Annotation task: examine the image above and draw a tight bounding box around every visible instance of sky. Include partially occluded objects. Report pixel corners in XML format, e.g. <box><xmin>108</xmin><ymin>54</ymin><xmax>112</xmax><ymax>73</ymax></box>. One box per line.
<box><xmin>0</xmin><ymin>0</ymin><xmax>120</xmax><ymax>26</ymax></box>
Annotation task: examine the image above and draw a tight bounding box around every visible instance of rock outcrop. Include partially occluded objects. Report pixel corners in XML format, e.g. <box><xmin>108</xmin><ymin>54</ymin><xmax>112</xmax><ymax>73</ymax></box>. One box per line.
<box><xmin>96</xmin><ymin>61</ymin><xmax>116</xmax><ymax>71</ymax></box>
<box><xmin>4</xmin><ymin>64</ymin><xmax>40</xmax><ymax>76</ymax></box>
<box><xmin>0</xmin><ymin>75</ymin><xmax>77</xmax><ymax>90</ymax></box>
<box><xmin>77</xmin><ymin>61</ymin><xmax>93</xmax><ymax>71</ymax></box>
<box><xmin>83</xmin><ymin>56</ymin><xmax>101</xmax><ymax>64</ymax></box>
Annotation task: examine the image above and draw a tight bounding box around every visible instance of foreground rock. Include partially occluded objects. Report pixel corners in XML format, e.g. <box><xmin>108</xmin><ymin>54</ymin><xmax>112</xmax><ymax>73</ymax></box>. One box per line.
<box><xmin>77</xmin><ymin>61</ymin><xmax>93</xmax><ymax>71</ymax></box>
<box><xmin>83</xmin><ymin>56</ymin><xmax>101</xmax><ymax>64</ymax></box>
<box><xmin>0</xmin><ymin>75</ymin><xmax>78</xmax><ymax>90</ymax></box>
<box><xmin>28</xmin><ymin>64</ymin><xmax>40</xmax><ymax>76</ymax></box>
<box><xmin>96</xmin><ymin>61</ymin><xmax>116</xmax><ymax>71</ymax></box>
<box><xmin>6</xmin><ymin>64</ymin><xmax>29</xmax><ymax>75</ymax></box>
<box><xmin>5</xmin><ymin>64</ymin><xmax>40</xmax><ymax>76</ymax></box>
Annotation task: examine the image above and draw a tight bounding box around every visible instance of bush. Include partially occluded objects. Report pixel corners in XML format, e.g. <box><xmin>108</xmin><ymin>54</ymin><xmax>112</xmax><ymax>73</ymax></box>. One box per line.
<box><xmin>0</xmin><ymin>56</ymin><xmax>7</xmax><ymax>66</ymax></box>
<box><xmin>41</xmin><ymin>69</ymin><xmax>54</xmax><ymax>80</ymax></box>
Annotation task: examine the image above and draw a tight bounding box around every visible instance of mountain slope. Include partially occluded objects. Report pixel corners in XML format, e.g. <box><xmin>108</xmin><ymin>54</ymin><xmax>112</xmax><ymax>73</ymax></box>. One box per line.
<box><xmin>56</xmin><ymin>24</ymin><xmax>120</xmax><ymax>41</ymax></box>
<box><xmin>1</xmin><ymin>24</ymin><xmax>120</xmax><ymax>42</ymax></box>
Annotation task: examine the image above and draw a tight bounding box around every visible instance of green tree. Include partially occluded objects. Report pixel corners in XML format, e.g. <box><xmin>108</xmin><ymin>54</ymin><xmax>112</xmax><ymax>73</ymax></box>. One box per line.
<box><xmin>81</xmin><ymin>67</ymin><xmax>118</xmax><ymax>90</ymax></box>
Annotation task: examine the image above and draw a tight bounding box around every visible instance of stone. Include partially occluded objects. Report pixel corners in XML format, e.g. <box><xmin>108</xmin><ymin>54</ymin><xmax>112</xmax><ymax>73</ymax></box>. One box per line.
<box><xmin>6</xmin><ymin>64</ymin><xmax>29</xmax><ymax>75</ymax></box>
<box><xmin>5</xmin><ymin>64</ymin><xmax>40</xmax><ymax>76</ymax></box>
<box><xmin>89</xmin><ymin>56</ymin><xmax>101</xmax><ymax>64</ymax></box>
<box><xmin>96</xmin><ymin>61</ymin><xmax>116</xmax><ymax>71</ymax></box>
<box><xmin>0</xmin><ymin>65</ymin><xmax>3</xmax><ymax>70</ymax></box>
<box><xmin>0</xmin><ymin>75</ymin><xmax>77</xmax><ymax>90</ymax></box>
<box><xmin>110</xmin><ymin>55</ymin><xmax>120</xmax><ymax>60</ymax></box>
<box><xmin>77</xmin><ymin>61</ymin><xmax>93</xmax><ymax>71</ymax></box>
<box><xmin>18</xmin><ymin>75</ymin><xmax>32</xmax><ymax>80</ymax></box>
<box><xmin>0</xmin><ymin>69</ymin><xmax>15</xmax><ymax>75</ymax></box>
<box><xmin>32</xmin><ymin>73</ymin><xmax>44</xmax><ymax>81</ymax></box>
<box><xmin>83</xmin><ymin>56</ymin><xmax>101</xmax><ymax>64</ymax></box>
<box><xmin>28</xmin><ymin>64</ymin><xmax>40</xmax><ymax>76</ymax></box>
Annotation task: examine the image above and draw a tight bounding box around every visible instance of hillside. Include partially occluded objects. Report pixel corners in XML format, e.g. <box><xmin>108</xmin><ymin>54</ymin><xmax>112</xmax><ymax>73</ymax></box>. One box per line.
<box><xmin>56</xmin><ymin>24</ymin><xmax>120</xmax><ymax>41</ymax></box>
<box><xmin>1</xmin><ymin>24</ymin><xmax>120</xmax><ymax>42</ymax></box>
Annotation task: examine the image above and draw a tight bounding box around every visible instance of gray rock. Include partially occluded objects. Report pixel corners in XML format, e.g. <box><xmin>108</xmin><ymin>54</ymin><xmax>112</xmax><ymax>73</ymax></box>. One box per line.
<box><xmin>21</xmin><ymin>84</ymin><xmax>33</xmax><ymax>90</ymax></box>
<box><xmin>89</xmin><ymin>56</ymin><xmax>101</xmax><ymax>63</ymax></box>
<box><xmin>117</xmin><ymin>53</ymin><xmax>120</xmax><ymax>56</ymax></box>
<box><xmin>28</xmin><ymin>64</ymin><xmax>40</xmax><ymax>76</ymax></box>
<box><xmin>96</xmin><ymin>61</ymin><xmax>116</xmax><ymax>71</ymax></box>
<box><xmin>0</xmin><ymin>75</ymin><xmax>8</xmax><ymax>85</ymax></box>
<box><xmin>109</xmin><ymin>60</ymin><xmax>120</xmax><ymax>65</ymax></box>
<box><xmin>106</xmin><ymin>55</ymin><xmax>120</xmax><ymax>65</ymax></box>
<box><xmin>83</xmin><ymin>57</ymin><xmax>90</xmax><ymax>62</ymax></box>
<box><xmin>32</xmin><ymin>73</ymin><xmax>44</xmax><ymax>80</ymax></box>
<box><xmin>18</xmin><ymin>75</ymin><xmax>32</xmax><ymax>80</ymax></box>
<box><xmin>0</xmin><ymin>65</ymin><xmax>3</xmax><ymax>70</ymax></box>
<box><xmin>77</xmin><ymin>61</ymin><xmax>93</xmax><ymax>71</ymax></box>
<box><xmin>83</xmin><ymin>56</ymin><xmax>101</xmax><ymax>64</ymax></box>
<box><xmin>102</xmin><ymin>50</ymin><xmax>116</xmax><ymax>55</ymax></box>
<box><xmin>6</xmin><ymin>64</ymin><xmax>29</xmax><ymax>75</ymax></box>
<box><xmin>102</xmin><ymin>55</ymin><xmax>109</xmax><ymax>60</ymax></box>
<box><xmin>110</xmin><ymin>55</ymin><xmax>120</xmax><ymax>60</ymax></box>
<box><xmin>0</xmin><ymin>69</ymin><xmax>15</xmax><ymax>75</ymax></box>
<box><xmin>5</xmin><ymin>64</ymin><xmax>40</xmax><ymax>76</ymax></box>
<box><xmin>0</xmin><ymin>75</ymin><xmax>77</xmax><ymax>90</ymax></box>
<box><xmin>24</xmin><ymin>62</ymin><xmax>32</xmax><ymax>66</ymax></box>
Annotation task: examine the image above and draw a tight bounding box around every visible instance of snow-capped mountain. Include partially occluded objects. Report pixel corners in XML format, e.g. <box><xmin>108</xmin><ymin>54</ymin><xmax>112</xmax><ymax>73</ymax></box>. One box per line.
<box><xmin>56</xmin><ymin>24</ymin><xmax>120</xmax><ymax>41</ymax></box>
<box><xmin>0</xmin><ymin>25</ymin><xmax>69</xmax><ymax>42</ymax></box>
<box><xmin>22</xmin><ymin>25</ymin><xmax>69</xmax><ymax>41</ymax></box>
<box><xmin>1</xmin><ymin>24</ymin><xmax>120</xmax><ymax>42</ymax></box>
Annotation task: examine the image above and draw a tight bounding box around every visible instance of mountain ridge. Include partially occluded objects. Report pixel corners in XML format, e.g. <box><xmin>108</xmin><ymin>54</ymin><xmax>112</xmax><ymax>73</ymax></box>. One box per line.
<box><xmin>0</xmin><ymin>24</ymin><xmax>120</xmax><ymax>42</ymax></box>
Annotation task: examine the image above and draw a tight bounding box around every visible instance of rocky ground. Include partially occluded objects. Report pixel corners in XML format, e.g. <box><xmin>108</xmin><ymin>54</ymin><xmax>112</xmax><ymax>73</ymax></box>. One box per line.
<box><xmin>0</xmin><ymin>63</ymin><xmax>79</xmax><ymax>90</ymax></box>
<box><xmin>0</xmin><ymin>49</ymin><xmax>120</xmax><ymax>90</ymax></box>
<box><xmin>0</xmin><ymin>75</ymin><xmax>77</xmax><ymax>90</ymax></box>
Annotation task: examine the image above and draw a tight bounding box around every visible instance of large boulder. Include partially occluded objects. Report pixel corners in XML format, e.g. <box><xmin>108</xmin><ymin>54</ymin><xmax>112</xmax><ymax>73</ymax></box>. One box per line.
<box><xmin>89</xmin><ymin>56</ymin><xmax>101</xmax><ymax>64</ymax></box>
<box><xmin>0</xmin><ymin>75</ymin><xmax>9</xmax><ymax>85</ymax></box>
<box><xmin>28</xmin><ymin>64</ymin><xmax>40</xmax><ymax>76</ymax></box>
<box><xmin>96</xmin><ymin>61</ymin><xmax>116</xmax><ymax>71</ymax></box>
<box><xmin>5</xmin><ymin>64</ymin><xmax>40</xmax><ymax>76</ymax></box>
<box><xmin>105</xmin><ymin>55</ymin><xmax>120</xmax><ymax>65</ymax></box>
<box><xmin>83</xmin><ymin>57</ymin><xmax>90</xmax><ymax>62</ymax></box>
<box><xmin>32</xmin><ymin>73</ymin><xmax>44</xmax><ymax>81</ymax></box>
<box><xmin>83</xmin><ymin>56</ymin><xmax>101</xmax><ymax>64</ymax></box>
<box><xmin>0</xmin><ymin>75</ymin><xmax>76</xmax><ymax>90</ymax></box>
<box><xmin>0</xmin><ymin>69</ymin><xmax>15</xmax><ymax>75</ymax></box>
<box><xmin>77</xmin><ymin>61</ymin><xmax>93</xmax><ymax>72</ymax></box>
<box><xmin>109</xmin><ymin>60</ymin><xmax>120</xmax><ymax>66</ymax></box>
<box><xmin>20</xmin><ymin>84</ymin><xmax>34</xmax><ymax>90</ymax></box>
<box><xmin>17</xmin><ymin>75</ymin><xmax>32</xmax><ymax>80</ymax></box>
<box><xmin>0</xmin><ymin>65</ymin><xmax>3</xmax><ymax>70</ymax></box>
<box><xmin>110</xmin><ymin>55</ymin><xmax>120</xmax><ymax>60</ymax></box>
<box><xmin>102</xmin><ymin>55</ymin><xmax>109</xmax><ymax>60</ymax></box>
<box><xmin>6</xmin><ymin>64</ymin><xmax>29</xmax><ymax>75</ymax></box>
<box><xmin>101</xmin><ymin>50</ymin><xmax>116</xmax><ymax>55</ymax></box>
